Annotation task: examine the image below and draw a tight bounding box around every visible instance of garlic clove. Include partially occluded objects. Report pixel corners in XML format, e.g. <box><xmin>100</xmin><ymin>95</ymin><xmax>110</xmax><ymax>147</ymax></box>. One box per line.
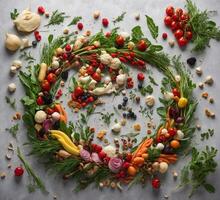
<box><xmin>8</xmin><ymin>83</ymin><xmax>16</xmax><ymax>93</ymax></box>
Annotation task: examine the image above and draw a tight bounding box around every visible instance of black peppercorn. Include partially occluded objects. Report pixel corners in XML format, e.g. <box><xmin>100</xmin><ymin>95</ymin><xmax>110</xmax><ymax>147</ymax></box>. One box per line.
<box><xmin>61</xmin><ymin>70</ymin><xmax>69</xmax><ymax>81</ymax></box>
<box><xmin>187</xmin><ymin>57</ymin><xmax>196</xmax><ymax>66</ymax></box>
<box><xmin>123</xmin><ymin>96</ymin><xmax>128</xmax><ymax>102</ymax></box>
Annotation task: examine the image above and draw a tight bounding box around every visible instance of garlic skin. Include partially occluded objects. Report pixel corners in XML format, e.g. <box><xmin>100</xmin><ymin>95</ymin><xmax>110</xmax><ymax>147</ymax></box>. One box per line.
<box><xmin>8</xmin><ymin>83</ymin><xmax>16</xmax><ymax>93</ymax></box>
<box><xmin>159</xmin><ymin>162</ymin><xmax>169</xmax><ymax>174</ymax></box>
<box><xmin>104</xmin><ymin>76</ymin><xmax>111</xmax><ymax>84</ymax></box>
<box><xmin>14</xmin><ymin>9</ymin><xmax>41</xmax><ymax>33</ymax></box>
<box><xmin>127</xmin><ymin>41</ymin><xmax>135</xmax><ymax>50</ymax></box>
<box><xmin>5</xmin><ymin>33</ymin><xmax>22</xmax><ymax>51</ymax></box>
<box><xmin>34</xmin><ymin>110</ymin><xmax>47</xmax><ymax>124</ymax></box>
<box><xmin>145</xmin><ymin>95</ymin><xmax>155</xmax><ymax>107</ymax></box>
<box><xmin>111</xmin><ymin>123</ymin><xmax>122</xmax><ymax>133</ymax></box>
<box><xmin>195</xmin><ymin>67</ymin><xmax>203</xmax><ymax>76</ymax></box>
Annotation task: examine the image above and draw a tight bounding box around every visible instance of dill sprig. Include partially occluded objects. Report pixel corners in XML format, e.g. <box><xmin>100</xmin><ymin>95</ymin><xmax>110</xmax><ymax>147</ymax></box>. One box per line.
<box><xmin>17</xmin><ymin>147</ymin><xmax>47</xmax><ymax>193</ymax></box>
<box><xmin>179</xmin><ymin>146</ymin><xmax>218</xmax><ymax>197</ymax></box>
<box><xmin>186</xmin><ymin>0</ymin><xmax>220</xmax><ymax>51</ymax></box>
<box><xmin>113</xmin><ymin>12</ymin><xmax>126</xmax><ymax>24</ymax></box>
<box><xmin>45</xmin><ymin>10</ymin><xmax>69</xmax><ymax>27</ymax></box>
<box><xmin>10</xmin><ymin>8</ymin><xmax>19</xmax><ymax>20</ymax></box>
<box><xmin>68</xmin><ymin>16</ymin><xmax>82</xmax><ymax>26</ymax></box>
<box><xmin>5</xmin><ymin>124</ymin><xmax>19</xmax><ymax>137</ymax></box>
<box><xmin>5</xmin><ymin>96</ymin><xmax>16</xmax><ymax>109</ymax></box>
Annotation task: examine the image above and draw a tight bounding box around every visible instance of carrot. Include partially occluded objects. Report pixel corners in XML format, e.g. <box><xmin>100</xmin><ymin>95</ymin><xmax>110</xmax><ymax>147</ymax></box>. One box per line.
<box><xmin>54</xmin><ymin>104</ymin><xmax>67</xmax><ymax>124</ymax></box>
<box><xmin>132</xmin><ymin>138</ymin><xmax>153</xmax><ymax>160</ymax></box>
<box><xmin>157</xmin><ymin>154</ymin><xmax>177</xmax><ymax>164</ymax></box>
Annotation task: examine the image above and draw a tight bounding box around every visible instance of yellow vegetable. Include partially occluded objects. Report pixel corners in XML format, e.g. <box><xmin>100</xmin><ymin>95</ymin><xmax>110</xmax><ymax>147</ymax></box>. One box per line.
<box><xmin>57</xmin><ymin>137</ymin><xmax>80</xmax><ymax>155</ymax></box>
<box><xmin>38</xmin><ymin>63</ymin><xmax>48</xmax><ymax>82</ymax></box>
<box><xmin>178</xmin><ymin>97</ymin><xmax>188</xmax><ymax>108</ymax></box>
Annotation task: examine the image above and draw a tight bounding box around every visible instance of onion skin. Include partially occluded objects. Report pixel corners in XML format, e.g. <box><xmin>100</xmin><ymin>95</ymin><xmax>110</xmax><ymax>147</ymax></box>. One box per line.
<box><xmin>108</xmin><ymin>157</ymin><xmax>123</xmax><ymax>173</ymax></box>
<box><xmin>80</xmin><ymin>149</ymin><xmax>91</xmax><ymax>162</ymax></box>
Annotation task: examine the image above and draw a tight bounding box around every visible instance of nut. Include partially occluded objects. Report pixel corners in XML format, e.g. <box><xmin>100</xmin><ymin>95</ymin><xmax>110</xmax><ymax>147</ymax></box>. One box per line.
<box><xmin>8</xmin><ymin>83</ymin><xmax>16</xmax><ymax>93</ymax></box>
<box><xmin>93</xmin><ymin>10</ymin><xmax>100</xmax><ymax>19</ymax></box>
<box><xmin>198</xmin><ymin>82</ymin><xmax>204</xmax><ymax>89</ymax></box>
<box><xmin>63</xmin><ymin>28</ymin><xmax>69</xmax><ymax>34</ymax></box>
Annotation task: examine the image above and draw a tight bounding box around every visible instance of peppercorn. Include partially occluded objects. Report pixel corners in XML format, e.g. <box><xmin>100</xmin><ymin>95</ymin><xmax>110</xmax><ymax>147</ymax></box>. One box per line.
<box><xmin>187</xmin><ymin>57</ymin><xmax>196</xmax><ymax>66</ymax></box>
<box><xmin>122</xmin><ymin>102</ymin><xmax>127</xmax><ymax>107</ymax></box>
<box><xmin>61</xmin><ymin>70</ymin><xmax>69</xmax><ymax>81</ymax></box>
<box><xmin>123</xmin><ymin>96</ymin><xmax>128</xmax><ymax>102</ymax></box>
<box><xmin>32</xmin><ymin>40</ymin><xmax>37</xmax><ymax>47</ymax></box>
<box><xmin>118</xmin><ymin>104</ymin><xmax>122</xmax><ymax>109</ymax></box>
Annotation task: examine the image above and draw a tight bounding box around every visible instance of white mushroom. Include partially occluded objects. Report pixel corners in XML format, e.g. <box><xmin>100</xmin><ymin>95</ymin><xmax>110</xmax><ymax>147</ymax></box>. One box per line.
<box><xmin>5</xmin><ymin>33</ymin><xmax>22</xmax><ymax>51</ymax></box>
<box><xmin>34</xmin><ymin>110</ymin><xmax>47</xmax><ymax>123</ymax></box>
<box><xmin>159</xmin><ymin>162</ymin><xmax>169</xmax><ymax>174</ymax></box>
<box><xmin>145</xmin><ymin>95</ymin><xmax>155</xmax><ymax>107</ymax></box>
<box><xmin>14</xmin><ymin>9</ymin><xmax>41</xmax><ymax>33</ymax></box>
<box><xmin>8</xmin><ymin>83</ymin><xmax>16</xmax><ymax>93</ymax></box>
<box><xmin>111</xmin><ymin>123</ymin><xmax>122</xmax><ymax>133</ymax></box>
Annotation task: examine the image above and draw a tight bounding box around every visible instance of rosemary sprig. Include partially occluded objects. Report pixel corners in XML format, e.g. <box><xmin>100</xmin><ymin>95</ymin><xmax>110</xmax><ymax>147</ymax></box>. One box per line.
<box><xmin>100</xmin><ymin>112</ymin><xmax>114</xmax><ymax>126</ymax></box>
<box><xmin>10</xmin><ymin>8</ymin><xmax>19</xmax><ymax>20</ymax></box>
<box><xmin>17</xmin><ymin>147</ymin><xmax>47</xmax><ymax>193</ymax></box>
<box><xmin>5</xmin><ymin>124</ymin><xmax>19</xmax><ymax>137</ymax></box>
<box><xmin>148</xmin><ymin>76</ymin><xmax>158</xmax><ymax>86</ymax></box>
<box><xmin>113</xmin><ymin>12</ymin><xmax>126</xmax><ymax>24</ymax></box>
<box><xmin>5</xmin><ymin>96</ymin><xmax>16</xmax><ymax>109</ymax></box>
<box><xmin>45</xmin><ymin>10</ymin><xmax>69</xmax><ymax>27</ymax></box>
<box><xmin>201</xmin><ymin>129</ymin><xmax>214</xmax><ymax>141</ymax></box>
<box><xmin>68</xmin><ymin>16</ymin><xmax>82</xmax><ymax>26</ymax></box>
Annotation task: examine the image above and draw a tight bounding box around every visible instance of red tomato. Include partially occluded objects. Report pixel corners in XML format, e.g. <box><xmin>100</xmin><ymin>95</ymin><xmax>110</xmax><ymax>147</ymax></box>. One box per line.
<box><xmin>168</xmin><ymin>128</ymin><xmax>177</xmax><ymax>136</ymax></box>
<box><xmin>172</xmin><ymin>88</ymin><xmax>180</xmax><ymax>97</ymax></box>
<box><xmin>137</xmin><ymin>72</ymin><xmax>145</xmax><ymax>81</ymax></box>
<box><xmin>177</xmin><ymin>21</ymin><xmax>186</xmax><ymax>29</ymax></box>
<box><xmin>115</xmin><ymin>35</ymin><xmax>125</xmax><ymax>47</ymax></box>
<box><xmin>175</xmin><ymin>8</ymin><xmax>183</xmax><ymax>16</ymax></box>
<box><xmin>172</xmin><ymin>14</ymin><xmax>179</xmax><ymax>22</ymax></box>
<box><xmin>86</xmin><ymin>66</ymin><xmax>95</xmax><ymax>75</ymax></box>
<box><xmin>180</xmin><ymin>13</ymin><xmax>190</xmax><ymax>21</ymax></box>
<box><xmin>14</xmin><ymin>167</ymin><xmax>24</xmax><ymax>177</ymax></box>
<box><xmin>137</xmin><ymin>40</ymin><xmax>147</xmax><ymax>52</ymax></box>
<box><xmin>102</xmin><ymin>18</ymin><xmax>109</xmax><ymax>27</ymax></box>
<box><xmin>74</xmin><ymin>86</ymin><xmax>84</xmax><ymax>97</ymax></box>
<box><xmin>92</xmin><ymin>72</ymin><xmax>101</xmax><ymax>82</ymax></box>
<box><xmin>41</xmin><ymin>80</ymin><xmax>51</xmax><ymax>91</ymax></box>
<box><xmin>174</xmin><ymin>29</ymin><xmax>184</xmax><ymax>39</ymax></box>
<box><xmin>47</xmin><ymin>73</ymin><xmax>56</xmax><ymax>83</ymax></box>
<box><xmin>38</xmin><ymin>6</ymin><xmax>45</xmax><ymax>14</ymax></box>
<box><xmin>152</xmin><ymin>178</ymin><xmax>160</xmax><ymax>189</ymax></box>
<box><xmin>77</xmin><ymin>22</ymin><xmax>83</xmax><ymax>30</ymax></box>
<box><xmin>178</xmin><ymin>37</ymin><xmax>188</xmax><ymax>47</ymax></box>
<box><xmin>166</xmin><ymin>6</ymin><xmax>174</xmax><ymax>16</ymax></box>
<box><xmin>171</xmin><ymin>21</ymin><xmax>178</xmax><ymax>31</ymax></box>
<box><xmin>36</xmin><ymin>96</ymin><xmax>44</xmax><ymax>105</ymax></box>
<box><xmin>185</xmin><ymin>31</ymin><xmax>193</xmax><ymax>40</ymax></box>
<box><xmin>162</xmin><ymin>32</ymin><xmax>168</xmax><ymax>39</ymax></box>
<box><xmin>164</xmin><ymin>16</ymin><xmax>172</xmax><ymax>26</ymax></box>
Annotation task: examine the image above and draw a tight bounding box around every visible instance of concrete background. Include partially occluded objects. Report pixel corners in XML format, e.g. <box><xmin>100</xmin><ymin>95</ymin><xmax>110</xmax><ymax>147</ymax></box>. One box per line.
<box><xmin>0</xmin><ymin>0</ymin><xmax>220</xmax><ymax>200</ymax></box>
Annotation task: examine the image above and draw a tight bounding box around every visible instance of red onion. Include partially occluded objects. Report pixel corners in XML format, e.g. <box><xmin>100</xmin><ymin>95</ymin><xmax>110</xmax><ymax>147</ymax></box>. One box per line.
<box><xmin>43</xmin><ymin>119</ymin><xmax>53</xmax><ymax>132</ymax></box>
<box><xmin>80</xmin><ymin>149</ymin><xmax>91</xmax><ymax>162</ymax></box>
<box><xmin>108</xmin><ymin>157</ymin><xmax>123</xmax><ymax>173</ymax></box>
<box><xmin>91</xmin><ymin>153</ymin><xmax>102</xmax><ymax>164</ymax></box>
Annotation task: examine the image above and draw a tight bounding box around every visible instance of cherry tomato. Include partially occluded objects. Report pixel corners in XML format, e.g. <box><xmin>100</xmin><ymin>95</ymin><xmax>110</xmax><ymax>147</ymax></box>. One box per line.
<box><xmin>77</xmin><ymin>22</ymin><xmax>83</xmax><ymax>30</ymax></box>
<box><xmin>171</xmin><ymin>21</ymin><xmax>178</xmax><ymax>31</ymax></box>
<box><xmin>174</xmin><ymin>29</ymin><xmax>184</xmax><ymax>39</ymax></box>
<box><xmin>74</xmin><ymin>86</ymin><xmax>84</xmax><ymax>97</ymax></box>
<box><xmin>162</xmin><ymin>32</ymin><xmax>168</xmax><ymax>39</ymax></box>
<box><xmin>175</xmin><ymin>8</ymin><xmax>183</xmax><ymax>16</ymax></box>
<box><xmin>172</xmin><ymin>14</ymin><xmax>179</xmax><ymax>21</ymax></box>
<box><xmin>47</xmin><ymin>73</ymin><xmax>56</xmax><ymax>83</ymax></box>
<box><xmin>36</xmin><ymin>96</ymin><xmax>44</xmax><ymax>105</ymax></box>
<box><xmin>180</xmin><ymin>13</ymin><xmax>190</xmax><ymax>21</ymax></box>
<box><xmin>172</xmin><ymin>88</ymin><xmax>180</xmax><ymax>97</ymax></box>
<box><xmin>137</xmin><ymin>72</ymin><xmax>145</xmax><ymax>81</ymax></box>
<box><xmin>14</xmin><ymin>167</ymin><xmax>24</xmax><ymax>176</ymax></box>
<box><xmin>115</xmin><ymin>35</ymin><xmax>125</xmax><ymax>47</ymax></box>
<box><xmin>102</xmin><ymin>18</ymin><xmax>109</xmax><ymax>27</ymax></box>
<box><xmin>65</xmin><ymin>44</ymin><xmax>71</xmax><ymax>51</ymax></box>
<box><xmin>177</xmin><ymin>21</ymin><xmax>186</xmax><ymax>29</ymax></box>
<box><xmin>152</xmin><ymin>178</ymin><xmax>160</xmax><ymax>189</ymax></box>
<box><xmin>166</xmin><ymin>6</ymin><xmax>174</xmax><ymax>16</ymax></box>
<box><xmin>168</xmin><ymin>128</ymin><xmax>177</xmax><ymax>136</ymax></box>
<box><xmin>41</xmin><ymin>80</ymin><xmax>51</xmax><ymax>91</ymax></box>
<box><xmin>86</xmin><ymin>65</ymin><xmax>95</xmax><ymax>75</ymax></box>
<box><xmin>164</xmin><ymin>16</ymin><xmax>172</xmax><ymax>26</ymax></box>
<box><xmin>87</xmin><ymin>96</ymin><xmax>94</xmax><ymax>103</ymax></box>
<box><xmin>38</xmin><ymin>6</ymin><xmax>45</xmax><ymax>14</ymax></box>
<box><xmin>92</xmin><ymin>72</ymin><xmax>101</xmax><ymax>82</ymax></box>
<box><xmin>185</xmin><ymin>31</ymin><xmax>193</xmax><ymax>40</ymax></box>
<box><xmin>137</xmin><ymin>40</ymin><xmax>148</xmax><ymax>52</ymax></box>
<box><xmin>178</xmin><ymin>37</ymin><xmax>188</xmax><ymax>47</ymax></box>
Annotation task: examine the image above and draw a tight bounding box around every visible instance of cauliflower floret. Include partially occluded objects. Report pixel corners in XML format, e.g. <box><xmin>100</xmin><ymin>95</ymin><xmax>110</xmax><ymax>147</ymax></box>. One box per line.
<box><xmin>110</xmin><ymin>57</ymin><xmax>121</xmax><ymax>69</ymax></box>
<box><xmin>100</xmin><ymin>53</ymin><xmax>112</xmax><ymax>65</ymax></box>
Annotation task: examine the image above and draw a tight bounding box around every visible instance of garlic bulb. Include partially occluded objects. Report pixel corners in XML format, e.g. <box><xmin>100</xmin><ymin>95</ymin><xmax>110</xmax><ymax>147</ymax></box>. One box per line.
<box><xmin>14</xmin><ymin>9</ymin><xmax>41</xmax><ymax>33</ymax></box>
<box><xmin>159</xmin><ymin>162</ymin><xmax>169</xmax><ymax>174</ymax></box>
<box><xmin>34</xmin><ymin>110</ymin><xmax>47</xmax><ymax>123</ymax></box>
<box><xmin>111</xmin><ymin>123</ymin><xmax>122</xmax><ymax>133</ymax></box>
<box><xmin>145</xmin><ymin>95</ymin><xmax>155</xmax><ymax>107</ymax></box>
<box><xmin>5</xmin><ymin>33</ymin><xmax>22</xmax><ymax>51</ymax></box>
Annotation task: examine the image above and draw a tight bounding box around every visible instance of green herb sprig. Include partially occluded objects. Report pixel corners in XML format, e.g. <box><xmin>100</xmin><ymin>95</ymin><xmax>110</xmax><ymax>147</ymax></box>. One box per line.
<box><xmin>19</xmin><ymin>51</ymin><xmax>36</xmax><ymax>64</ymax></box>
<box><xmin>146</xmin><ymin>15</ymin><xmax>159</xmax><ymax>40</ymax></box>
<box><xmin>45</xmin><ymin>10</ymin><xmax>69</xmax><ymax>27</ymax></box>
<box><xmin>179</xmin><ymin>146</ymin><xmax>218</xmax><ymax>197</ymax></box>
<box><xmin>10</xmin><ymin>8</ymin><xmax>19</xmax><ymax>20</ymax></box>
<box><xmin>140</xmin><ymin>84</ymin><xmax>153</xmax><ymax>95</ymax></box>
<box><xmin>5</xmin><ymin>96</ymin><xmax>16</xmax><ymax>109</ymax></box>
<box><xmin>5</xmin><ymin>124</ymin><xmax>19</xmax><ymax>137</ymax></box>
<box><xmin>68</xmin><ymin>16</ymin><xmax>82</xmax><ymax>26</ymax></box>
<box><xmin>113</xmin><ymin>12</ymin><xmax>126</xmax><ymax>24</ymax></box>
<box><xmin>201</xmin><ymin>129</ymin><xmax>214</xmax><ymax>141</ymax></box>
<box><xmin>100</xmin><ymin>112</ymin><xmax>114</xmax><ymax>126</ymax></box>
<box><xmin>186</xmin><ymin>0</ymin><xmax>220</xmax><ymax>51</ymax></box>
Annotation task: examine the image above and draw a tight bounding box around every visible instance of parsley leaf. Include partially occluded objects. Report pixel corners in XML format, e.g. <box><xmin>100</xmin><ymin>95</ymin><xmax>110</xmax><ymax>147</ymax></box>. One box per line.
<box><xmin>68</xmin><ymin>16</ymin><xmax>82</xmax><ymax>26</ymax></box>
<box><xmin>131</xmin><ymin>26</ymin><xmax>144</xmax><ymax>43</ymax></box>
<box><xmin>140</xmin><ymin>85</ymin><xmax>153</xmax><ymax>95</ymax></box>
<box><xmin>146</xmin><ymin>15</ymin><xmax>159</xmax><ymax>40</ymax></box>
<box><xmin>6</xmin><ymin>124</ymin><xmax>19</xmax><ymax>137</ymax></box>
<box><xmin>148</xmin><ymin>75</ymin><xmax>158</xmax><ymax>86</ymax></box>
<box><xmin>10</xmin><ymin>8</ymin><xmax>19</xmax><ymax>20</ymax></box>
<box><xmin>5</xmin><ymin>96</ymin><xmax>16</xmax><ymax>109</ymax></box>
<box><xmin>113</xmin><ymin>12</ymin><xmax>126</xmax><ymax>24</ymax></box>
<box><xmin>201</xmin><ymin>128</ymin><xmax>214</xmax><ymax>141</ymax></box>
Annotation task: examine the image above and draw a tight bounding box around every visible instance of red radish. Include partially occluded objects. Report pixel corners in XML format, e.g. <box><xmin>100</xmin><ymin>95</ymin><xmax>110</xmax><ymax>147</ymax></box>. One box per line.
<box><xmin>47</xmin><ymin>73</ymin><xmax>56</xmax><ymax>83</ymax></box>
<box><xmin>102</xmin><ymin>18</ymin><xmax>109</xmax><ymax>27</ymax></box>
<box><xmin>77</xmin><ymin>22</ymin><xmax>83</xmax><ymax>30</ymax></box>
<box><xmin>74</xmin><ymin>86</ymin><xmax>84</xmax><ymax>97</ymax></box>
<box><xmin>36</xmin><ymin>96</ymin><xmax>44</xmax><ymax>105</ymax></box>
<box><xmin>36</xmin><ymin>34</ymin><xmax>42</xmax><ymax>42</ymax></box>
<box><xmin>137</xmin><ymin>40</ymin><xmax>147</xmax><ymax>52</ymax></box>
<box><xmin>38</xmin><ymin>6</ymin><xmax>45</xmax><ymax>14</ymax></box>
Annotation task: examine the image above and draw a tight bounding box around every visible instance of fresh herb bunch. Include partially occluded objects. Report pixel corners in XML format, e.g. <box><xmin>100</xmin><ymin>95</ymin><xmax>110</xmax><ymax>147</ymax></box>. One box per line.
<box><xmin>45</xmin><ymin>10</ymin><xmax>69</xmax><ymax>27</ymax></box>
<box><xmin>179</xmin><ymin>146</ymin><xmax>218</xmax><ymax>197</ymax></box>
<box><xmin>113</xmin><ymin>12</ymin><xmax>126</xmax><ymax>24</ymax></box>
<box><xmin>186</xmin><ymin>0</ymin><xmax>220</xmax><ymax>51</ymax></box>
<box><xmin>68</xmin><ymin>16</ymin><xmax>82</xmax><ymax>26</ymax></box>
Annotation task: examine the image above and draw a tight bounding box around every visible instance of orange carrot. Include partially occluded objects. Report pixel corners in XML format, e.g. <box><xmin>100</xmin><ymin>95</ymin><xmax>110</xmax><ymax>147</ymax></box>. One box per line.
<box><xmin>157</xmin><ymin>154</ymin><xmax>177</xmax><ymax>164</ymax></box>
<box><xmin>54</xmin><ymin>104</ymin><xmax>67</xmax><ymax>124</ymax></box>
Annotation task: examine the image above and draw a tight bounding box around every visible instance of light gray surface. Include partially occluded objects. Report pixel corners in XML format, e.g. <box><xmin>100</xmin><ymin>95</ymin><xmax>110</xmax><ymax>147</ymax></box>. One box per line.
<box><xmin>0</xmin><ymin>0</ymin><xmax>220</xmax><ymax>200</ymax></box>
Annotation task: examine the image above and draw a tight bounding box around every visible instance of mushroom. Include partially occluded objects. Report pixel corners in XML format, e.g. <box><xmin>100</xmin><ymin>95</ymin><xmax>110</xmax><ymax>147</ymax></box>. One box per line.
<box><xmin>13</xmin><ymin>9</ymin><xmax>41</xmax><ymax>33</ymax></box>
<box><xmin>5</xmin><ymin>33</ymin><xmax>22</xmax><ymax>51</ymax></box>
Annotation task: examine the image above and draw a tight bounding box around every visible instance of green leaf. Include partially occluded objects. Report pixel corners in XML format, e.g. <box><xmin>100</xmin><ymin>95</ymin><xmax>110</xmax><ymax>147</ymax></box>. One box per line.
<box><xmin>131</xmin><ymin>26</ymin><xmax>144</xmax><ymax>42</ymax></box>
<box><xmin>10</xmin><ymin>8</ymin><xmax>19</xmax><ymax>20</ymax></box>
<box><xmin>48</xmin><ymin>34</ymin><xmax>54</xmax><ymax>44</ymax></box>
<box><xmin>21</xmin><ymin>96</ymin><xmax>35</xmax><ymax>106</ymax></box>
<box><xmin>74</xmin><ymin>132</ymin><xmax>80</xmax><ymax>142</ymax></box>
<box><xmin>68</xmin><ymin>16</ymin><xmax>82</xmax><ymax>26</ymax></box>
<box><xmin>113</xmin><ymin>12</ymin><xmax>126</xmax><ymax>24</ymax></box>
<box><xmin>148</xmin><ymin>45</ymin><xmax>163</xmax><ymax>52</ymax></box>
<box><xmin>45</xmin><ymin>10</ymin><xmax>69</xmax><ymax>27</ymax></box>
<box><xmin>146</xmin><ymin>15</ymin><xmax>158</xmax><ymax>40</ymax></box>
<box><xmin>204</xmin><ymin>183</ymin><xmax>215</xmax><ymax>193</ymax></box>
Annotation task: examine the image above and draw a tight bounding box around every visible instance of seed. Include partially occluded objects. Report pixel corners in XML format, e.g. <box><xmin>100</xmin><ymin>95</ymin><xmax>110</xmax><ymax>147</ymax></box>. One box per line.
<box><xmin>134</xmin><ymin>13</ymin><xmax>140</xmax><ymax>20</ymax></box>
<box><xmin>135</xmin><ymin>96</ymin><xmax>140</xmax><ymax>103</ymax></box>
